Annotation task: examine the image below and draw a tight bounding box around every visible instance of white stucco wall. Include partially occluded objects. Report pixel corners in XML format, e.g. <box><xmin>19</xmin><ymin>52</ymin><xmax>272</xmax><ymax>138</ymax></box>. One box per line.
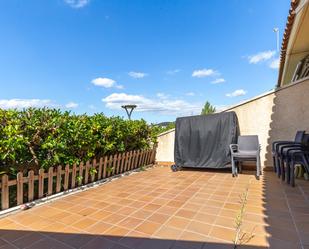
<box><xmin>155</xmin><ymin>129</ymin><xmax>175</xmax><ymax>163</ymax></box>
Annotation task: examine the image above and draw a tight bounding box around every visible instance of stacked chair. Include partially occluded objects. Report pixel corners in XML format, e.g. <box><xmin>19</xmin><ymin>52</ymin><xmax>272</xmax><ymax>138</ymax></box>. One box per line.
<box><xmin>272</xmin><ymin>131</ymin><xmax>309</xmax><ymax>186</ymax></box>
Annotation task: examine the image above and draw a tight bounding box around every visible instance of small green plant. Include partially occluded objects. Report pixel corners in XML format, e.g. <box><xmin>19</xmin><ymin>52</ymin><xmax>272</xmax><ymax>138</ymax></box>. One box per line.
<box><xmin>233</xmin><ymin>181</ymin><xmax>255</xmax><ymax>248</ymax></box>
<box><xmin>89</xmin><ymin>167</ymin><xmax>97</xmax><ymax>176</ymax></box>
<box><xmin>139</xmin><ymin>165</ymin><xmax>145</xmax><ymax>171</ymax></box>
<box><xmin>76</xmin><ymin>175</ymin><xmax>83</xmax><ymax>185</ymax></box>
<box><xmin>106</xmin><ymin>167</ymin><xmax>113</xmax><ymax>173</ymax></box>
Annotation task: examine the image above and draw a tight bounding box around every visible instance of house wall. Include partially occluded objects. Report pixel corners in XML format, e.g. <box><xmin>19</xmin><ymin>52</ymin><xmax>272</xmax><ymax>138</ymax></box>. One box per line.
<box><xmin>155</xmin><ymin>78</ymin><xmax>309</xmax><ymax>169</ymax></box>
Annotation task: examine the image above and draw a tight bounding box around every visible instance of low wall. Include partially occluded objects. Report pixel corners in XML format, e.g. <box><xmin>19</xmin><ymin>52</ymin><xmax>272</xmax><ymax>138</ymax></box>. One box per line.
<box><xmin>156</xmin><ymin>129</ymin><xmax>175</xmax><ymax>163</ymax></box>
<box><xmin>155</xmin><ymin>78</ymin><xmax>309</xmax><ymax>169</ymax></box>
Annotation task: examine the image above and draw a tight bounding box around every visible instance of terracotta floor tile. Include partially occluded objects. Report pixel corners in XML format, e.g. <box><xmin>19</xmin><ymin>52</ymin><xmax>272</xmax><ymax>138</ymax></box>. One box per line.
<box><xmin>105</xmin><ymin>226</ymin><xmax>131</xmax><ymax>240</ymax></box>
<box><xmin>85</xmin><ymin>221</ymin><xmax>113</xmax><ymax>234</ymax></box>
<box><xmin>214</xmin><ymin>216</ymin><xmax>236</xmax><ymax>229</ymax></box>
<box><xmin>165</xmin><ymin>216</ymin><xmax>190</xmax><ymax>230</ymax></box>
<box><xmin>118</xmin><ymin>217</ymin><xmax>144</xmax><ymax>229</ymax></box>
<box><xmin>103</xmin><ymin>214</ymin><xmax>127</xmax><ymax>224</ymax></box>
<box><xmin>142</xmin><ymin>203</ymin><xmax>162</xmax><ymax>212</ymax></box>
<box><xmin>175</xmin><ymin>209</ymin><xmax>196</xmax><ymax>219</ymax></box>
<box><xmin>156</xmin><ymin>206</ymin><xmax>178</xmax><ymax>215</ymax></box>
<box><xmin>154</xmin><ymin>225</ymin><xmax>183</xmax><ymax>239</ymax></box>
<box><xmin>80</xmin><ymin>237</ymin><xmax>116</xmax><ymax>249</ymax></box>
<box><xmin>210</xmin><ymin>225</ymin><xmax>236</xmax><ymax>241</ymax></box>
<box><xmin>134</xmin><ymin>221</ymin><xmax>162</xmax><ymax>235</ymax></box>
<box><xmin>71</xmin><ymin>217</ymin><xmax>98</xmax><ymax>230</ymax></box>
<box><xmin>193</xmin><ymin>212</ymin><xmax>217</xmax><ymax>225</ymax></box>
<box><xmin>186</xmin><ymin>220</ymin><xmax>212</xmax><ymax>236</ymax></box>
<box><xmin>130</xmin><ymin>209</ymin><xmax>153</xmax><ymax>220</ymax></box>
<box><xmin>147</xmin><ymin>213</ymin><xmax>169</xmax><ymax>224</ymax></box>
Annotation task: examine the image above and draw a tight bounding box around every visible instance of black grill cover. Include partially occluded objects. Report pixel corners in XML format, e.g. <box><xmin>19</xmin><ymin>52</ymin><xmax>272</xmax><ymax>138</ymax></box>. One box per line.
<box><xmin>174</xmin><ymin>112</ymin><xmax>238</xmax><ymax>168</ymax></box>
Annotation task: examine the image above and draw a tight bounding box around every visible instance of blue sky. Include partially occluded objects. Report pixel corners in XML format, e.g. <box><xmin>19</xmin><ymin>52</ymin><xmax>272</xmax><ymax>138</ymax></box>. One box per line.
<box><xmin>0</xmin><ymin>0</ymin><xmax>290</xmax><ymax>123</ymax></box>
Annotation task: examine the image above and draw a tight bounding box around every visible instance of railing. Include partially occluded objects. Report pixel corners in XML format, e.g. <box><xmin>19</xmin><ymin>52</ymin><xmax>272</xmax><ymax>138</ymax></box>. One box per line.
<box><xmin>0</xmin><ymin>147</ymin><xmax>156</xmax><ymax>211</ymax></box>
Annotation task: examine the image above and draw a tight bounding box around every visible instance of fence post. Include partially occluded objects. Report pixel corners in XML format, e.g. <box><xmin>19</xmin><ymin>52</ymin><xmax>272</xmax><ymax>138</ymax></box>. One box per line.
<box><xmin>85</xmin><ymin>161</ymin><xmax>90</xmax><ymax>184</ymax></box>
<box><xmin>56</xmin><ymin>165</ymin><xmax>62</xmax><ymax>193</ymax></box>
<box><xmin>107</xmin><ymin>155</ymin><xmax>113</xmax><ymax>177</ymax></box>
<box><xmin>98</xmin><ymin>157</ymin><xmax>103</xmax><ymax>180</ymax></box>
<box><xmin>64</xmin><ymin>165</ymin><xmax>69</xmax><ymax>191</ymax></box>
<box><xmin>128</xmin><ymin>151</ymin><xmax>133</xmax><ymax>170</ymax></box>
<box><xmin>38</xmin><ymin>169</ymin><xmax>44</xmax><ymax>198</ymax></box>
<box><xmin>103</xmin><ymin>156</ymin><xmax>107</xmax><ymax>178</ymax></box>
<box><xmin>28</xmin><ymin>170</ymin><xmax>34</xmax><ymax>202</ymax></box>
<box><xmin>79</xmin><ymin>162</ymin><xmax>84</xmax><ymax>186</ymax></box>
<box><xmin>17</xmin><ymin>172</ymin><xmax>23</xmax><ymax>205</ymax></box>
<box><xmin>112</xmin><ymin>154</ymin><xmax>117</xmax><ymax>176</ymax></box>
<box><xmin>134</xmin><ymin>150</ymin><xmax>140</xmax><ymax>169</ymax></box>
<box><xmin>1</xmin><ymin>174</ymin><xmax>9</xmax><ymax>210</ymax></box>
<box><xmin>124</xmin><ymin>152</ymin><xmax>129</xmax><ymax>172</ymax></box>
<box><xmin>116</xmin><ymin>154</ymin><xmax>121</xmax><ymax>174</ymax></box>
<box><xmin>147</xmin><ymin>149</ymin><xmax>152</xmax><ymax>165</ymax></box>
<box><xmin>120</xmin><ymin>153</ymin><xmax>125</xmax><ymax>173</ymax></box>
<box><xmin>91</xmin><ymin>159</ymin><xmax>96</xmax><ymax>182</ymax></box>
<box><xmin>71</xmin><ymin>163</ymin><xmax>77</xmax><ymax>188</ymax></box>
<box><xmin>48</xmin><ymin>167</ymin><xmax>54</xmax><ymax>196</ymax></box>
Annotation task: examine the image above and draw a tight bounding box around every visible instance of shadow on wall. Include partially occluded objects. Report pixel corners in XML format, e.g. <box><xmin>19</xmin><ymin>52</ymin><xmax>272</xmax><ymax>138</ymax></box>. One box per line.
<box><xmin>265</xmin><ymin>79</ymin><xmax>309</xmax><ymax>167</ymax></box>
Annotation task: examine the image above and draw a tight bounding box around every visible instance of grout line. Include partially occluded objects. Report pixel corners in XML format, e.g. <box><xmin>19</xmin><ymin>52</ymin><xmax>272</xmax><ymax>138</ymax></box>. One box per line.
<box><xmin>282</xmin><ymin>184</ymin><xmax>305</xmax><ymax>249</ymax></box>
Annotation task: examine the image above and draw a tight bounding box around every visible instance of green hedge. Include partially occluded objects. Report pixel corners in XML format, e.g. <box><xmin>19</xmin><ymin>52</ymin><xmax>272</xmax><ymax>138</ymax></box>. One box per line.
<box><xmin>0</xmin><ymin>108</ymin><xmax>155</xmax><ymax>172</ymax></box>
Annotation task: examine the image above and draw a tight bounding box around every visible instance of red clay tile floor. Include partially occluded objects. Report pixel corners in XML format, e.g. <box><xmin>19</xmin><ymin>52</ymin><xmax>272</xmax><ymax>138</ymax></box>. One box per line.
<box><xmin>1</xmin><ymin>166</ymin><xmax>309</xmax><ymax>249</ymax></box>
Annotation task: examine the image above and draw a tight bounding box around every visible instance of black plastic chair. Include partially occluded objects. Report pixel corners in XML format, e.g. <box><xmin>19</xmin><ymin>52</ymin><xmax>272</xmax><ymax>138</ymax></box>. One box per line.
<box><xmin>287</xmin><ymin>149</ymin><xmax>309</xmax><ymax>187</ymax></box>
<box><xmin>277</xmin><ymin>134</ymin><xmax>309</xmax><ymax>183</ymax></box>
<box><xmin>272</xmin><ymin>131</ymin><xmax>305</xmax><ymax>176</ymax></box>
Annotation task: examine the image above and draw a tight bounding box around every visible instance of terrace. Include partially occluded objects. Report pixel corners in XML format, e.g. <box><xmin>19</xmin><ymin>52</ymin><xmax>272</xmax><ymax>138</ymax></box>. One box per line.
<box><xmin>1</xmin><ymin>0</ymin><xmax>309</xmax><ymax>248</ymax></box>
<box><xmin>0</xmin><ymin>166</ymin><xmax>308</xmax><ymax>249</ymax></box>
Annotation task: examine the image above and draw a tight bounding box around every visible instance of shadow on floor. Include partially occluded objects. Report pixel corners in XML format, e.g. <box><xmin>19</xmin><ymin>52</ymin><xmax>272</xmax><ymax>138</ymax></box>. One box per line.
<box><xmin>0</xmin><ymin>229</ymin><xmax>266</xmax><ymax>249</ymax></box>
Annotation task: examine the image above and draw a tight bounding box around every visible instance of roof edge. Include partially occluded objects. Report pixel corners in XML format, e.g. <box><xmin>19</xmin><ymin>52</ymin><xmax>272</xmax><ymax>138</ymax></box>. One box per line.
<box><xmin>277</xmin><ymin>0</ymin><xmax>300</xmax><ymax>87</ymax></box>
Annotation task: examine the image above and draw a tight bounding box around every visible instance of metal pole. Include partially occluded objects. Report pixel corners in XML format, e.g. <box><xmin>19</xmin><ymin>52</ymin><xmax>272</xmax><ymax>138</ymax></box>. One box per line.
<box><xmin>273</xmin><ymin>28</ymin><xmax>279</xmax><ymax>52</ymax></box>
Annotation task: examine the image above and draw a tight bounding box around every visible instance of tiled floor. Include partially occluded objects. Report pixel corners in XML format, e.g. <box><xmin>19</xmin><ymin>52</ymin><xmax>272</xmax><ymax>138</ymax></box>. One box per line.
<box><xmin>1</xmin><ymin>166</ymin><xmax>309</xmax><ymax>249</ymax></box>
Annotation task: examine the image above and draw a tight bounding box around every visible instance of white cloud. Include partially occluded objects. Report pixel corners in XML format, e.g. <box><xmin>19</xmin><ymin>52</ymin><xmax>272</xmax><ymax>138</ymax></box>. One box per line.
<box><xmin>128</xmin><ymin>71</ymin><xmax>147</xmax><ymax>79</ymax></box>
<box><xmin>156</xmin><ymin>93</ymin><xmax>169</xmax><ymax>99</ymax></box>
<box><xmin>269</xmin><ymin>58</ymin><xmax>280</xmax><ymax>69</ymax></box>
<box><xmin>65</xmin><ymin>102</ymin><xmax>79</xmax><ymax>108</ymax></box>
<box><xmin>226</xmin><ymin>89</ymin><xmax>247</xmax><ymax>97</ymax></box>
<box><xmin>91</xmin><ymin>77</ymin><xmax>115</xmax><ymax>88</ymax></box>
<box><xmin>91</xmin><ymin>77</ymin><xmax>123</xmax><ymax>89</ymax></box>
<box><xmin>248</xmin><ymin>50</ymin><xmax>276</xmax><ymax>64</ymax></box>
<box><xmin>0</xmin><ymin>99</ymin><xmax>54</xmax><ymax>109</ymax></box>
<box><xmin>64</xmin><ymin>0</ymin><xmax>90</xmax><ymax>8</ymax></box>
<box><xmin>211</xmin><ymin>78</ymin><xmax>225</xmax><ymax>84</ymax></box>
<box><xmin>192</xmin><ymin>69</ymin><xmax>217</xmax><ymax>78</ymax></box>
<box><xmin>102</xmin><ymin>93</ymin><xmax>201</xmax><ymax>116</ymax></box>
<box><xmin>167</xmin><ymin>69</ymin><xmax>180</xmax><ymax>75</ymax></box>
<box><xmin>185</xmin><ymin>92</ymin><xmax>195</xmax><ymax>96</ymax></box>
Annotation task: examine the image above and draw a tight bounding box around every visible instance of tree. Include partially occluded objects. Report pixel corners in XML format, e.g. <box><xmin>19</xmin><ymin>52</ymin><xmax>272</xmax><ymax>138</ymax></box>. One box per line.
<box><xmin>201</xmin><ymin>101</ymin><xmax>216</xmax><ymax>115</ymax></box>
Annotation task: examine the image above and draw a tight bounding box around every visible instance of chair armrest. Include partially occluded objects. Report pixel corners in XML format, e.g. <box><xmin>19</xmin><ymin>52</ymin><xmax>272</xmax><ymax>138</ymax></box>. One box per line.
<box><xmin>230</xmin><ymin>144</ymin><xmax>238</xmax><ymax>154</ymax></box>
<box><xmin>279</xmin><ymin>144</ymin><xmax>302</xmax><ymax>156</ymax></box>
<box><xmin>275</xmin><ymin>142</ymin><xmax>300</xmax><ymax>153</ymax></box>
<box><xmin>272</xmin><ymin>140</ymin><xmax>292</xmax><ymax>151</ymax></box>
<box><xmin>289</xmin><ymin>150</ymin><xmax>309</xmax><ymax>158</ymax></box>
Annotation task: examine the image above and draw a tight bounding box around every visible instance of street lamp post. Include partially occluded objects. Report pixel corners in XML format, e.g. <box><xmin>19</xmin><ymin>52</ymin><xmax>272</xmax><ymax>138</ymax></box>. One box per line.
<box><xmin>273</xmin><ymin>27</ymin><xmax>280</xmax><ymax>52</ymax></box>
<box><xmin>121</xmin><ymin>104</ymin><xmax>137</xmax><ymax>120</ymax></box>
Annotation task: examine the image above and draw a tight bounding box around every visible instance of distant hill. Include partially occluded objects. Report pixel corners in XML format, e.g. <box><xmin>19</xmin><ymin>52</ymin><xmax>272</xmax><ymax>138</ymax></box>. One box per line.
<box><xmin>156</xmin><ymin>121</ymin><xmax>175</xmax><ymax>128</ymax></box>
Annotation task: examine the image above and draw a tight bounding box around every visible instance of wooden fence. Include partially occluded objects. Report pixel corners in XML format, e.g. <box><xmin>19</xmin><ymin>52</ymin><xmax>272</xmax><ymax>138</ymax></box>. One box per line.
<box><xmin>0</xmin><ymin>147</ymin><xmax>156</xmax><ymax>211</ymax></box>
